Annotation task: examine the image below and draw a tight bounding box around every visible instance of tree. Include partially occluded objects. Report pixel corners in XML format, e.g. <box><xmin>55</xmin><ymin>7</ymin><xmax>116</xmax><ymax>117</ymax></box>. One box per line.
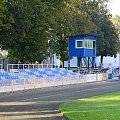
<box><xmin>49</xmin><ymin>0</ymin><xmax>96</xmax><ymax>64</ymax></box>
<box><xmin>84</xmin><ymin>0</ymin><xmax>119</xmax><ymax>63</ymax></box>
<box><xmin>111</xmin><ymin>15</ymin><xmax>120</xmax><ymax>53</ymax></box>
<box><xmin>0</xmin><ymin>0</ymin><xmax>11</xmax><ymax>31</ymax></box>
<box><xmin>111</xmin><ymin>15</ymin><xmax>120</xmax><ymax>37</ymax></box>
<box><xmin>1</xmin><ymin>0</ymin><xmax>118</xmax><ymax>65</ymax></box>
<box><xmin>0</xmin><ymin>0</ymin><xmax>5</xmax><ymax>30</ymax></box>
<box><xmin>0</xmin><ymin>0</ymin><xmax>73</xmax><ymax>63</ymax></box>
<box><xmin>0</xmin><ymin>0</ymin><xmax>56</xmax><ymax>63</ymax></box>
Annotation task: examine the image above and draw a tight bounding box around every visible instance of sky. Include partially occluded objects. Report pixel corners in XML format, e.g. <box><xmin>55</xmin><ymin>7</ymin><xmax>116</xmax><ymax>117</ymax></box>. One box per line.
<box><xmin>108</xmin><ymin>0</ymin><xmax>120</xmax><ymax>16</ymax></box>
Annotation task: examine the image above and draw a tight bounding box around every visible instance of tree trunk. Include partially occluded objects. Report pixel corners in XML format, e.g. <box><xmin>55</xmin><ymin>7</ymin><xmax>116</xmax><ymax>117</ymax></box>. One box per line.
<box><xmin>100</xmin><ymin>56</ymin><xmax>103</xmax><ymax>68</ymax></box>
<box><xmin>100</xmin><ymin>56</ymin><xmax>103</xmax><ymax>64</ymax></box>
<box><xmin>62</xmin><ymin>60</ymin><xmax>64</xmax><ymax>68</ymax></box>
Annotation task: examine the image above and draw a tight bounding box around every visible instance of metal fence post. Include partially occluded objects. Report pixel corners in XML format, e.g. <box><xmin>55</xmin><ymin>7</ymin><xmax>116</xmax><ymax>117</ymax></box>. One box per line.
<box><xmin>34</xmin><ymin>78</ymin><xmax>37</xmax><ymax>90</ymax></box>
<box><xmin>44</xmin><ymin>79</ymin><xmax>46</xmax><ymax>87</ymax></box>
<box><xmin>84</xmin><ymin>74</ymin><xmax>86</xmax><ymax>83</ymax></box>
<box><xmin>24</xmin><ymin>78</ymin><xmax>26</xmax><ymax>91</ymax></box>
<box><xmin>96</xmin><ymin>73</ymin><xmax>98</xmax><ymax>81</ymax></box>
<box><xmin>62</xmin><ymin>76</ymin><xmax>64</xmax><ymax>87</ymax></box>
<box><xmin>11</xmin><ymin>80</ymin><xmax>14</xmax><ymax>93</ymax></box>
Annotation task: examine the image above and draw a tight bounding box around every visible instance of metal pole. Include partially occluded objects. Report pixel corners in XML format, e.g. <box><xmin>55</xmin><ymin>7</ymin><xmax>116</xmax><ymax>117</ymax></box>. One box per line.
<box><xmin>53</xmin><ymin>32</ymin><xmax>56</xmax><ymax>68</ymax></box>
<box><xmin>12</xmin><ymin>64</ymin><xmax>13</xmax><ymax>70</ymax></box>
<box><xmin>34</xmin><ymin>64</ymin><xmax>35</xmax><ymax>69</ymax></box>
<box><xmin>7</xmin><ymin>64</ymin><xmax>8</xmax><ymax>72</ymax></box>
<box><xmin>24</xmin><ymin>78</ymin><xmax>26</xmax><ymax>91</ymax></box>
<box><xmin>11</xmin><ymin>80</ymin><xmax>14</xmax><ymax>93</ymax></box>
<box><xmin>68</xmin><ymin>57</ymin><xmax>70</xmax><ymax>70</ymax></box>
<box><xmin>49</xmin><ymin>28</ymin><xmax>56</xmax><ymax>68</ymax></box>
<box><xmin>18</xmin><ymin>64</ymin><xmax>19</xmax><ymax>69</ymax></box>
<box><xmin>88</xmin><ymin>57</ymin><xmax>90</xmax><ymax>73</ymax></box>
<box><xmin>119</xmin><ymin>52</ymin><xmax>120</xmax><ymax>79</ymax></box>
<box><xmin>53</xmin><ymin>54</ymin><xmax>54</xmax><ymax>67</ymax></box>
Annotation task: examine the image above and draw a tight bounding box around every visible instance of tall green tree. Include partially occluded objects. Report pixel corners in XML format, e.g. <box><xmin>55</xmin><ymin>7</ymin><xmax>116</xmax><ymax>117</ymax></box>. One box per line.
<box><xmin>0</xmin><ymin>0</ymin><xmax>11</xmax><ymax>30</ymax></box>
<box><xmin>0</xmin><ymin>0</ymin><xmax>58</xmax><ymax>63</ymax></box>
<box><xmin>1</xmin><ymin>0</ymin><xmax>118</xmax><ymax>65</ymax></box>
<box><xmin>111</xmin><ymin>15</ymin><xmax>120</xmax><ymax>37</ymax></box>
<box><xmin>84</xmin><ymin>0</ymin><xmax>119</xmax><ymax>63</ymax></box>
<box><xmin>111</xmin><ymin>15</ymin><xmax>120</xmax><ymax>52</ymax></box>
<box><xmin>50</xmin><ymin>0</ymin><xmax>96</xmax><ymax>64</ymax></box>
<box><xmin>0</xmin><ymin>0</ymin><xmax>5</xmax><ymax>30</ymax></box>
<box><xmin>0</xmin><ymin>0</ymin><xmax>71</xmax><ymax>63</ymax></box>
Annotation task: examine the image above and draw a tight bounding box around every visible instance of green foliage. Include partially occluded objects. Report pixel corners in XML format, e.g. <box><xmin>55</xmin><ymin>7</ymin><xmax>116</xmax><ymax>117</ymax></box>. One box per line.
<box><xmin>111</xmin><ymin>16</ymin><xmax>120</xmax><ymax>52</ymax></box>
<box><xmin>111</xmin><ymin>15</ymin><xmax>120</xmax><ymax>37</ymax></box>
<box><xmin>51</xmin><ymin>0</ymin><xmax>96</xmax><ymax>62</ymax></box>
<box><xmin>0</xmin><ymin>0</ymin><xmax>11</xmax><ymax>30</ymax></box>
<box><xmin>0</xmin><ymin>0</ymin><xmax>5</xmax><ymax>30</ymax></box>
<box><xmin>84</xmin><ymin>0</ymin><xmax>119</xmax><ymax>62</ymax></box>
<box><xmin>0</xmin><ymin>0</ymin><xmax>119</xmax><ymax>63</ymax></box>
<box><xmin>0</xmin><ymin>0</ymin><xmax>54</xmax><ymax>63</ymax></box>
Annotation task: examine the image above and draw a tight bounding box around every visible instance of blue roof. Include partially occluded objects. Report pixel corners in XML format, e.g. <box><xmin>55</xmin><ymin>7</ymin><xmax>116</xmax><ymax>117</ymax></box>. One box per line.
<box><xmin>69</xmin><ymin>33</ymin><xmax>97</xmax><ymax>38</ymax></box>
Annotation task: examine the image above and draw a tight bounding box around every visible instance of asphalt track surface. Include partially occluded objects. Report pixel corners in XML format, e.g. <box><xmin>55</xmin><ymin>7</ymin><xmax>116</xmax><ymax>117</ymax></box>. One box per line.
<box><xmin>0</xmin><ymin>80</ymin><xmax>120</xmax><ymax>120</ymax></box>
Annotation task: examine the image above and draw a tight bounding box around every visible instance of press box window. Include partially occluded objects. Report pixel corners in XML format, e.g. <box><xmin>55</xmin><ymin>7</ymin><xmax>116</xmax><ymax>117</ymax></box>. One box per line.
<box><xmin>84</xmin><ymin>40</ymin><xmax>93</xmax><ymax>49</ymax></box>
<box><xmin>76</xmin><ymin>40</ymin><xmax>83</xmax><ymax>48</ymax></box>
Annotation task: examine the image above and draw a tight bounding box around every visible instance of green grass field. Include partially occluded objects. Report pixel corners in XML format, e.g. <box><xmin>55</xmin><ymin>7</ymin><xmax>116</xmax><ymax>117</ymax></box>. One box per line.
<box><xmin>59</xmin><ymin>91</ymin><xmax>120</xmax><ymax>120</ymax></box>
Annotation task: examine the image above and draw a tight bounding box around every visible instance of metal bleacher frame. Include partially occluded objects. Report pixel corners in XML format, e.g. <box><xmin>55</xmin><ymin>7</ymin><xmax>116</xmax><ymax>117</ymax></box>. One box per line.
<box><xmin>0</xmin><ymin>64</ymin><xmax>3</xmax><ymax>70</ymax></box>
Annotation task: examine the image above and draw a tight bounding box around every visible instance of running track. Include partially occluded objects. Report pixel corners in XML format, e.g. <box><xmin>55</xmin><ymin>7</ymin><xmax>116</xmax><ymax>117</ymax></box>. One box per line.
<box><xmin>0</xmin><ymin>80</ymin><xmax>120</xmax><ymax>120</ymax></box>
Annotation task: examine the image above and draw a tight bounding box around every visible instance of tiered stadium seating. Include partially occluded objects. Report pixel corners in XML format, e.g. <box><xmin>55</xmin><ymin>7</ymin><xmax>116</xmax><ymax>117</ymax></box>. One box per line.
<box><xmin>0</xmin><ymin>68</ymin><xmax>80</xmax><ymax>87</ymax></box>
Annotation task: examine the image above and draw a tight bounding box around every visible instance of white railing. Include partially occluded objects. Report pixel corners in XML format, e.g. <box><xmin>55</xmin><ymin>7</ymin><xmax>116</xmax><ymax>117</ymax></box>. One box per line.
<box><xmin>0</xmin><ymin>73</ymin><xmax>109</xmax><ymax>93</ymax></box>
<box><xmin>7</xmin><ymin>64</ymin><xmax>61</xmax><ymax>71</ymax></box>
<box><xmin>0</xmin><ymin>64</ymin><xmax>3</xmax><ymax>69</ymax></box>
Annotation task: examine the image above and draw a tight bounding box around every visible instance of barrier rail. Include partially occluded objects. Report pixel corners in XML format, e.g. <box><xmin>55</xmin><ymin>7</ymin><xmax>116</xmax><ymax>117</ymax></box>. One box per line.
<box><xmin>7</xmin><ymin>64</ymin><xmax>56</xmax><ymax>71</ymax></box>
<box><xmin>0</xmin><ymin>63</ymin><xmax>115</xmax><ymax>93</ymax></box>
<box><xmin>0</xmin><ymin>72</ymin><xmax>108</xmax><ymax>93</ymax></box>
<box><xmin>0</xmin><ymin>64</ymin><xmax>3</xmax><ymax>69</ymax></box>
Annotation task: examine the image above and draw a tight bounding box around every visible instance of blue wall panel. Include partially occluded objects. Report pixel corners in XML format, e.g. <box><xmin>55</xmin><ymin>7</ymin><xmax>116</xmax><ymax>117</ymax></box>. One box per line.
<box><xmin>84</xmin><ymin>49</ymin><xmax>94</xmax><ymax>57</ymax></box>
<box><xmin>68</xmin><ymin>34</ymin><xmax>96</xmax><ymax>57</ymax></box>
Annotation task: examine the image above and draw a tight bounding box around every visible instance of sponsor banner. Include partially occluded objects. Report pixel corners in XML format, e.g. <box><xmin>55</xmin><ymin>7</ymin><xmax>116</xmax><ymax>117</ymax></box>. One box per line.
<box><xmin>102</xmin><ymin>73</ymin><xmax>108</xmax><ymax>80</ymax></box>
<box><xmin>86</xmin><ymin>74</ymin><xmax>96</xmax><ymax>82</ymax></box>
<box><xmin>97</xmin><ymin>74</ymin><xmax>103</xmax><ymax>81</ymax></box>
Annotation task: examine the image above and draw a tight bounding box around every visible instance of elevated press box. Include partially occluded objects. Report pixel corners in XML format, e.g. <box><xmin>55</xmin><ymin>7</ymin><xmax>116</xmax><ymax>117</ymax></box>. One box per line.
<box><xmin>68</xmin><ymin>33</ymin><xmax>96</xmax><ymax>57</ymax></box>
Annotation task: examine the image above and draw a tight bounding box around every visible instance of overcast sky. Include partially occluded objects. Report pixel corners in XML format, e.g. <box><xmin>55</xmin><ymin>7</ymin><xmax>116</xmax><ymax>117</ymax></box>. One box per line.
<box><xmin>108</xmin><ymin>0</ymin><xmax>120</xmax><ymax>16</ymax></box>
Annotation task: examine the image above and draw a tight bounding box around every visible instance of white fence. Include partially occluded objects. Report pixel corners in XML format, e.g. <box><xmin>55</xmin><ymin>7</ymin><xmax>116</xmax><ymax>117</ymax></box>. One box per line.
<box><xmin>0</xmin><ymin>63</ymin><xmax>112</xmax><ymax>93</ymax></box>
<box><xmin>7</xmin><ymin>64</ymin><xmax>55</xmax><ymax>71</ymax></box>
<box><xmin>0</xmin><ymin>64</ymin><xmax>3</xmax><ymax>69</ymax></box>
<box><xmin>0</xmin><ymin>73</ymin><xmax>108</xmax><ymax>93</ymax></box>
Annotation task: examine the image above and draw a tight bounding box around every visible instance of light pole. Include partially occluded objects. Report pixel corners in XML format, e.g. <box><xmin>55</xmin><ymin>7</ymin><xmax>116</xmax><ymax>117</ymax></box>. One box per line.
<box><xmin>118</xmin><ymin>52</ymin><xmax>120</xmax><ymax>79</ymax></box>
<box><xmin>49</xmin><ymin>28</ymin><xmax>55</xmax><ymax>67</ymax></box>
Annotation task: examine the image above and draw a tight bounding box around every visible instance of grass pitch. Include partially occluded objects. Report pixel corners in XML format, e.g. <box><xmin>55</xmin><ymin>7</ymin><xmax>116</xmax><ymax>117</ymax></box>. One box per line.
<box><xmin>59</xmin><ymin>91</ymin><xmax>120</xmax><ymax>120</ymax></box>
